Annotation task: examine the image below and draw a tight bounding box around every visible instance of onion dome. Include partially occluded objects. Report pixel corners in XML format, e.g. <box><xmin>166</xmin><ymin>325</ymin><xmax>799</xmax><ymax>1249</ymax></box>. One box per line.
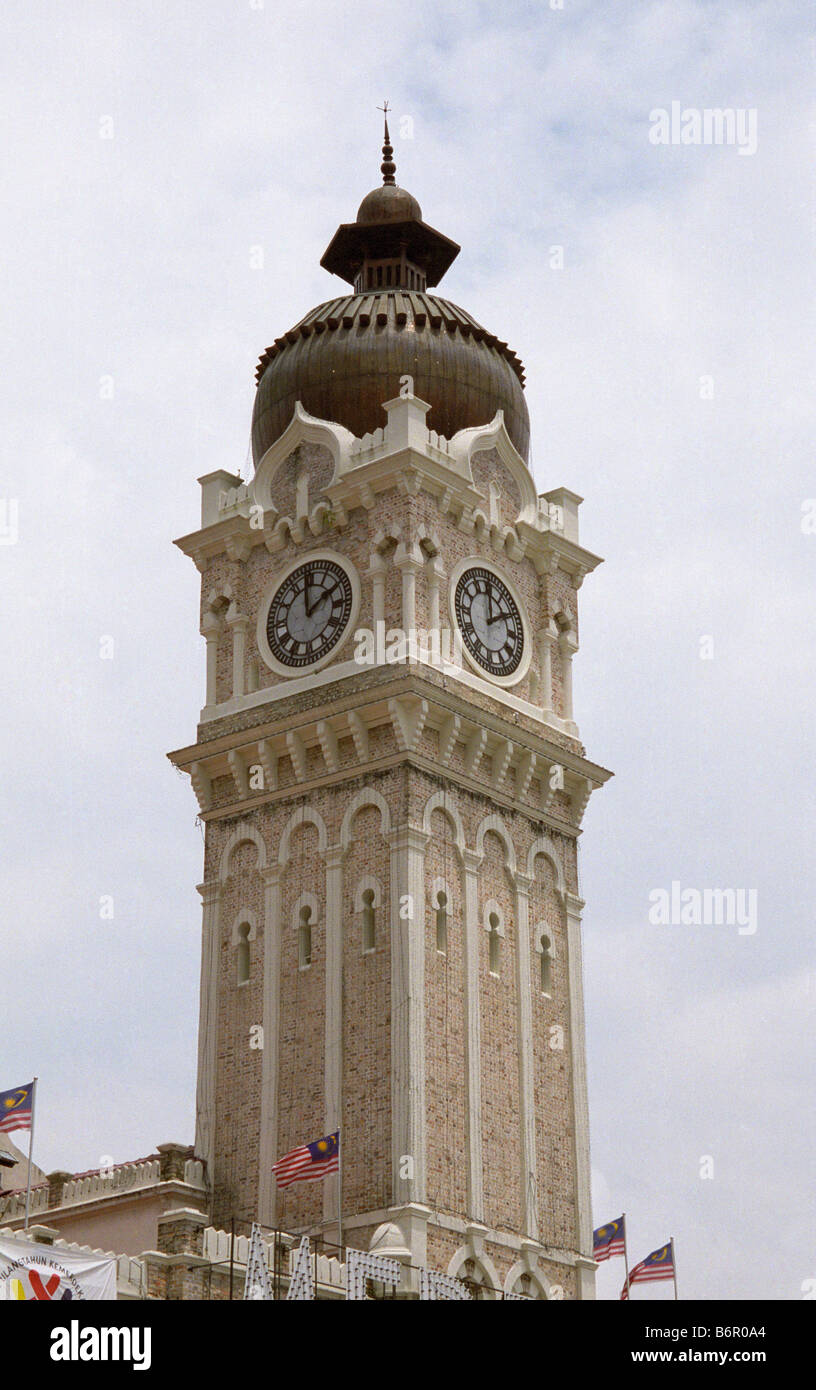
<box><xmin>251</xmin><ymin>114</ymin><xmax>530</xmax><ymax>464</ymax></box>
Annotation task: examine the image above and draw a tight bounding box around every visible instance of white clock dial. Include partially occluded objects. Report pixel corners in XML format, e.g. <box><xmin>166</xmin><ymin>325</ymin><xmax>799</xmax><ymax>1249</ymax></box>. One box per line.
<box><xmin>454</xmin><ymin>565</ymin><xmax>525</xmax><ymax>678</ymax></box>
<box><xmin>266</xmin><ymin>558</ymin><xmax>353</xmax><ymax>669</ymax></box>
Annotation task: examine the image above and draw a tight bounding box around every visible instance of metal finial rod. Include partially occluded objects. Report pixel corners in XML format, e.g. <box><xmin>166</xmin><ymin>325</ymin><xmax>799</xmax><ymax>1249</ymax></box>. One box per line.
<box><xmin>376</xmin><ymin>100</ymin><xmax>396</xmax><ymax>185</ymax></box>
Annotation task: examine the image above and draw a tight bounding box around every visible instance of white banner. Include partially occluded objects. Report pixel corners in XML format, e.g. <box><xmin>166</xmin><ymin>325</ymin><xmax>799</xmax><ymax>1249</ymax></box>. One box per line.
<box><xmin>0</xmin><ymin>1232</ymin><xmax>116</xmax><ymax>1300</ymax></box>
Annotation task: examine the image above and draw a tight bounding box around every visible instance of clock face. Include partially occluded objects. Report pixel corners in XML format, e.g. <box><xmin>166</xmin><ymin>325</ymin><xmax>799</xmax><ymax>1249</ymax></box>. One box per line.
<box><xmin>454</xmin><ymin>565</ymin><xmax>525</xmax><ymax>678</ymax></box>
<box><xmin>265</xmin><ymin>558</ymin><xmax>354</xmax><ymax>669</ymax></box>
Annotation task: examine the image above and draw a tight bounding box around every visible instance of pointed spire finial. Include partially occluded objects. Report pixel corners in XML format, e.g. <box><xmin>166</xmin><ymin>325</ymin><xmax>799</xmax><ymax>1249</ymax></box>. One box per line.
<box><xmin>376</xmin><ymin>101</ymin><xmax>396</xmax><ymax>185</ymax></box>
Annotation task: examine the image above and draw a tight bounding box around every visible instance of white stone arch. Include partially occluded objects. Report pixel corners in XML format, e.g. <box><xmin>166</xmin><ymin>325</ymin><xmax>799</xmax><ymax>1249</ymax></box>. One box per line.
<box><xmin>291</xmin><ymin>891</ymin><xmax>320</xmax><ymax>927</ymax></box>
<box><xmin>446</xmin><ymin>1245</ymin><xmax>502</xmax><ymax>1301</ymax></box>
<box><xmin>504</xmin><ymin>1258</ymin><xmax>553</xmax><ymax>1300</ymax></box>
<box><xmin>278</xmin><ymin>805</ymin><xmax>328</xmax><ymax>865</ymax></box>
<box><xmin>474</xmin><ymin>812</ymin><xmax>517</xmax><ymax>877</ymax></box>
<box><xmin>482</xmin><ymin>898</ymin><xmax>506</xmax><ymax>938</ymax></box>
<box><xmin>219</xmin><ymin>822</ymin><xmax>268</xmax><ymax>882</ymax></box>
<box><xmin>422</xmin><ymin>790</ymin><xmax>466</xmax><ymax>858</ymax></box>
<box><xmin>230</xmin><ymin>907</ymin><xmax>258</xmax><ymax>945</ymax></box>
<box><xmin>526</xmin><ymin>834</ymin><xmax>566</xmax><ymax>898</ymax></box>
<box><xmin>353</xmin><ymin>875</ymin><xmax>383</xmax><ymax>913</ymax></box>
<box><xmin>253</xmin><ymin>401</ymin><xmax>355</xmax><ymax>498</ymax></box>
<box><xmin>340</xmin><ymin>787</ymin><xmax>391</xmax><ymax>853</ymax></box>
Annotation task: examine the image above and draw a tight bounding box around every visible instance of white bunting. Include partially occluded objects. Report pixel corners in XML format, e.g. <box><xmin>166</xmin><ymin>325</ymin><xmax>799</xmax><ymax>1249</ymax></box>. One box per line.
<box><xmin>243</xmin><ymin>1222</ymin><xmax>272</xmax><ymax>1301</ymax></box>
<box><xmin>345</xmin><ymin>1249</ymin><xmax>401</xmax><ymax>1300</ymax></box>
<box><xmin>285</xmin><ymin>1236</ymin><xmax>314</xmax><ymax>1301</ymax></box>
<box><xmin>419</xmin><ymin>1269</ymin><xmax>472</xmax><ymax>1300</ymax></box>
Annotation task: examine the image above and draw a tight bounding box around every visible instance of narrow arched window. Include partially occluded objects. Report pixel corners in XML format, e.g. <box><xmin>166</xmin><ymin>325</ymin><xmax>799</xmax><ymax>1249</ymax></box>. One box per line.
<box><xmin>236</xmin><ymin>922</ymin><xmax>251</xmax><ymax>985</ymax></box>
<box><xmin>540</xmin><ymin>934</ymin><xmax>553</xmax><ymax>996</ymax></box>
<box><xmin>362</xmin><ymin>888</ymin><xmax>376</xmax><ymax>953</ymax></box>
<box><xmin>488</xmin><ymin>911</ymin><xmax>501</xmax><ymax>975</ymax></box>
<box><xmin>462</xmin><ymin>1258</ymin><xmax>489</xmax><ymax>1300</ymax></box>
<box><xmin>435</xmin><ymin>890</ymin><xmax>448</xmax><ymax>955</ymax></box>
<box><xmin>298</xmin><ymin>905</ymin><xmax>313</xmax><ymax>969</ymax></box>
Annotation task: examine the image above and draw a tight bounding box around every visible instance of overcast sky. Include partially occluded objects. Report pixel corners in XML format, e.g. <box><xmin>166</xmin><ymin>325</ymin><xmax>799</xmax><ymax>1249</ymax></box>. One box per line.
<box><xmin>1</xmin><ymin>0</ymin><xmax>813</xmax><ymax>1299</ymax></box>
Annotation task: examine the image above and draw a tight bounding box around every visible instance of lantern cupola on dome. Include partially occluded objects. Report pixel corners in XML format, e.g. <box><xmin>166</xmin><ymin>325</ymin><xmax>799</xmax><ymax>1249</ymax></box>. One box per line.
<box><xmin>251</xmin><ymin>113</ymin><xmax>531</xmax><ymax>463</ymax></box>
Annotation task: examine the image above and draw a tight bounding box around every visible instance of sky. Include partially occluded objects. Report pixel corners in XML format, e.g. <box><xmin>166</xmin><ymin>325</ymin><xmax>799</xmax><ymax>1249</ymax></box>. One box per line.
<box><xmin>1</xmin><ymin>0</ymin><xmax>813</xmax><ymax>1300</ymax></box>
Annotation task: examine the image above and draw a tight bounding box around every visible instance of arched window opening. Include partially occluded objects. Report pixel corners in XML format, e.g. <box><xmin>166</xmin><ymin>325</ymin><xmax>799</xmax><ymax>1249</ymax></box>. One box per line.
<box><xmin>462</xmin><ymin>1258</ymin><xmax>489</xmax><ymax>1301</ymax></box>
<box><xmin>540</xmin><ymin>934</ymin><xmax>553</xmax><ymax>995</ymax></box>
<box><xmin>236</xmin><ymin>922</ymin><xmax>251</xmax><ymax>985</ymax></box>
<box><xmin>488</xmin><ymin>911</ymin><xmax>501</xmax><ymax>975</ymax></box>
<box><xmin>299</xmin><ymin>905</ymin><xmax>313</xmax><ymax>969</ymax></box>
<box><xmin>362</xmin><ymin>888</ymin><xmax>376</xmax><ymax>953</ymax></box>
<box><xmin>435</xmin><ymin>890</ymin><xmax>448</xmax><ymax>955</ymax></box>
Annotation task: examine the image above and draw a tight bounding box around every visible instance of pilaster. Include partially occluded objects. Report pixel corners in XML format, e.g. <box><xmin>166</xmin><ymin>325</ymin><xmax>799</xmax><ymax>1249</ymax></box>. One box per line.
<box><xmin>513</xmin><ymin>870</ymin><xmax>538</xmax><ymax>1240</ymax></box>
<box><xmin>258</xmin><ymin>865</ymin><xmax>282</xmax><ymax>1227</ymax></box>
<box><xmin>462</xmin><ymin>847</ymin><xmax>484</xmax><ymax>1222</ymax></box>
<box><xmin>388</xmin><ymin>823</ymin><xmax>429</xmax><ymax>1207</ymax></box>
<box><xmin>194</xmin><ymin>880</ymin><xmax>222</xmax><ymax>1187</ymax></box>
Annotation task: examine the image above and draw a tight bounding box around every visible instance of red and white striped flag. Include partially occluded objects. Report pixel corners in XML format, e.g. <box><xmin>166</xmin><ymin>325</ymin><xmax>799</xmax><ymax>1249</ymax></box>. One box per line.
<box><xmin>272</xmin><ymin>1131</ymin><xmax>339</xmax><ymax>1189</ymax></box>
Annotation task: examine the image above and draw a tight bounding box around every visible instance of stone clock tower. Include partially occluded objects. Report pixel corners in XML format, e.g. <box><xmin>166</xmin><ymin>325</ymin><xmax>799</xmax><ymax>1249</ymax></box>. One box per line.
<box><xmin>169</xmin><ymin>122</ymin><xmax>610</xmax><ymax>1299</ymax></box>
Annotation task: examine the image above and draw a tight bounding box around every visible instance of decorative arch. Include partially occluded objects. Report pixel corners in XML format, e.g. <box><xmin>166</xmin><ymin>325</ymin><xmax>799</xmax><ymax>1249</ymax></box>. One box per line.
<box><xmin>422</xmin><ymin>790</ymin><xmax>466</xmax><ymax>856</ymax></box>
<box><xmin>353</xmin><ymin>875</ymin><xmax>383</xmax><ymax>913</ymax></box>
<box><xmin>291</xmin><ymin>891</ymin><xmax>320</xmax><ymax>926</ymax></box>
<box><xmin>526</xmin><ymin>834</ymin><xmax>566</xmax><ymax>897</ymax></box>
<box><xmin>230</xmin><ymin>908</ymin><xmax>258</xmax><ymax>945</ymax></box>
<box><xmin>253</xmin><ymin>401</ymin><xmax>355</xmax><ymax>499</ymax></box>
<box><xmin>446</xmin><ymin>1245</ymin><xmax>502</xmax><ymax>1301</ymax></box>
<box><xmin>474</xmin><ymin>813</ymin><xmax>517</xmax><ymax>876</ymax></box>
<box><xmin>278</xmin><ymin>805</ymin><xmax>328</xmax><ymax>865</ymax></box>
<box><xmin>448</xmin><ymin>410</ymin><xmax>539</xmax><ymax>524</ymax></box>
<box><xmin>218</xmin><ymin>822</ymin><xmax>268</xmax><ymax>882</ymax></box>
<box><xmin>504</xmin><ymin>1259</ymin><xmax>553</xmax><ymax>1300</ymax></box>
<box><xmin>340</xmin><ymin>788</ymin><xmax>391</xmax><ymax>853</ymax></box>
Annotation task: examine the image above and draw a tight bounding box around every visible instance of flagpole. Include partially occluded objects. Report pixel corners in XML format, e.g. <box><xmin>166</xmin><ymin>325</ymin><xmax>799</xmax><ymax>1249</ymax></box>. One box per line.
<box><xmin>24</xmin><ymin>1077</ymin><xmax>38</xmax><ymax>1232</ymax></box>
<box><xmin>622</xmin><ymin>1211</ymin><xmax>630</xmax><ymax>1292</ymax></box>
<box><xmin>336</xmin><ymin>1128</ymin><xmax>343</xmax><ymax>1256</ymax></box>
<box><xmin>671</xmin><ymin>1235</ymin><xmax>678</xmax><ymax>1300</ymax></box>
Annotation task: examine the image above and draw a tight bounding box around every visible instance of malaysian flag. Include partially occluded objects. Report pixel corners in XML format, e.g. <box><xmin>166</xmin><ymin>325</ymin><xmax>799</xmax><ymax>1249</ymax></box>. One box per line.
<box><xmin>593</xmin><ymin>1215</ymin><xmax>626</xmax><ymax>1263</ymax></box>
<box><xmin>620</xmin><ymin>1243</ymin><xmax>675</xmax><ymax>1300</ymax></box>
<box><xmin>272</xmin><ymin>1131</ymin><xmax>339</xmax><ymax>1189</ymax></box>
<box><xmin>0</xmin><ymin>1081</ymin><xmax>34</xmax><ymax>1134</ymax></box>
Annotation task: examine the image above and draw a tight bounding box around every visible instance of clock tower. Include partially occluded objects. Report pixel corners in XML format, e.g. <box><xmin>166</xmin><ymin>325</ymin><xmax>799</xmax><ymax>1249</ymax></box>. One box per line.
<box><xmin>169</xmin><ymin>121</ymin><xmax>611</xmax><ymax>1299</ymax></box>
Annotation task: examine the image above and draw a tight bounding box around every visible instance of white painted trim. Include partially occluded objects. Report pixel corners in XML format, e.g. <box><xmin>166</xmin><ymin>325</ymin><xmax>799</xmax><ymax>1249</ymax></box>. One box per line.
<box><xmin>199</xmin><ymin>651</ymin><xmax>577</xmax><ymax>739</ymax></box>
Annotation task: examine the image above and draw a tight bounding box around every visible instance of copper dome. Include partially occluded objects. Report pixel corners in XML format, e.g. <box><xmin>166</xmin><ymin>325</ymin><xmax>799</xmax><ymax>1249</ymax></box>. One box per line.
<box><xmin>252</xmin><ymin>117</ymin><xmax>530</xmax><ymax>465</ymax></box>
<box><xmin>356</xmin><ymin>184</ymin><xmax>422</xmax><ymax>225</ymax></box>
<box><xmin>252</xmin><ymin>291</ymin><xmax>530</xmax><ymax>464</ymax></box>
